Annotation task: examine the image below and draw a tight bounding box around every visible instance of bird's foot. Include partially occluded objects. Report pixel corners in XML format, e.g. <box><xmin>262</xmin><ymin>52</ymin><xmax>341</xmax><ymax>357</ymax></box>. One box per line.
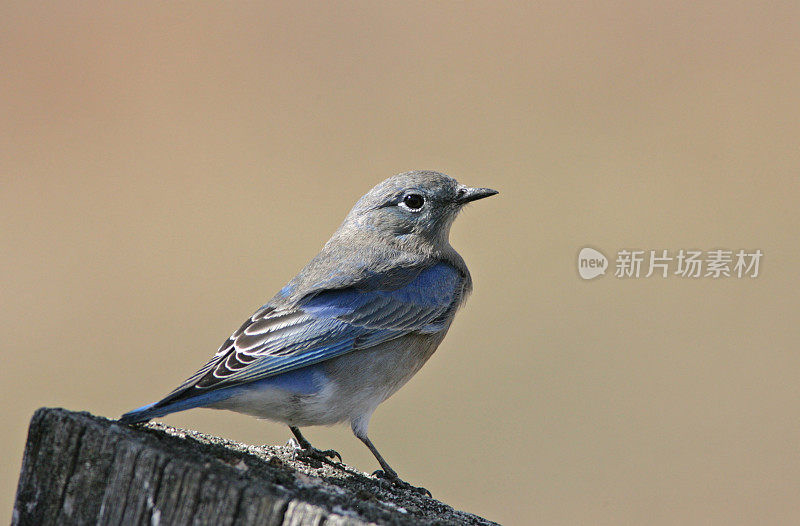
<box><xmin>372</xmin><ymin>470</ymin><xmax>432</xmax><ymax>497</ymax></box>
<box><xmin>296</xmin><ymin>447</ymin><xmax>342</xmax><ymax>463</ymax></box>
<box><xmin>287</xmin><ymin>437</ymin><xmax>342</xmax><ymax>465</ymax></box>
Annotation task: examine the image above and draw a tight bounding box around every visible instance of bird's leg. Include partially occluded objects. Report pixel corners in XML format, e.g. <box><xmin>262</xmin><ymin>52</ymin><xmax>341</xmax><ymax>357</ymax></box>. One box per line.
<box><xmin>359</xmin><ymin>434</ymin><xmax>398</xmax><ymax>479</ymax></box>
<box><xmin>357</xmin><ymin>434</ymin><xmax>432</xmax><ymax>497</ymax></box>
<box><xmin>288</xmin><ymin>426</ymin><xmax>342</xmax><ymax>462</ymax></box>
<box><xmin>289</xmin><ymin>426</ymin><xmax>313</xmax><ymax>450</ymax></box>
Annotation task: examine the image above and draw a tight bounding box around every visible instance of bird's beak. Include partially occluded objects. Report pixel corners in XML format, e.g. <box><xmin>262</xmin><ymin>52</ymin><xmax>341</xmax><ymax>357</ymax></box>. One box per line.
<box><xmin>457</xmin><ymin>186</ymin><xmax>499</xmax><ymax>204</ymax></box>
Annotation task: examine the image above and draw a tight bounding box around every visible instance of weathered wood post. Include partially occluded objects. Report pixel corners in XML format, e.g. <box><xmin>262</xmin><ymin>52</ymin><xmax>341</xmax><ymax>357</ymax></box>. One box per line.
<box><xmin>12</xmin><ymin>408</ymin><xmax>497</xmax><ymax>525</ymax></box>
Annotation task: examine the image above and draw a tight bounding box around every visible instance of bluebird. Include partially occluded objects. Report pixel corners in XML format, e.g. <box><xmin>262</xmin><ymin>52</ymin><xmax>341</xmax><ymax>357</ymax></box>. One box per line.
<box><xmin>120</xmin><ymin>170</ymin><xmax>497</xmax><ymax>491</ymax></box>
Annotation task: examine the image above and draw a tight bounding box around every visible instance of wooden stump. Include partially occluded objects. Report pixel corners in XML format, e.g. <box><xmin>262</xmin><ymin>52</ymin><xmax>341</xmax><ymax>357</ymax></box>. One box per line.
<box><xmin>12</xmin><ymin>408</ymin><xmax>497</xmax><ymax>526</ymax></box>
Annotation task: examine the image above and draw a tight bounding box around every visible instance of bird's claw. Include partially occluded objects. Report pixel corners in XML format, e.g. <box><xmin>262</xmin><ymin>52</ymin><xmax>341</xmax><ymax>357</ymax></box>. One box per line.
<box><xmin>293</xmin><ymin>446</ymin><xmax>342</xmax><ymax>464</ymax></box>
<box><xmin>371</xmin><ymin>470</ymin><xmax>432</xmax><ymax>497</ymax></box>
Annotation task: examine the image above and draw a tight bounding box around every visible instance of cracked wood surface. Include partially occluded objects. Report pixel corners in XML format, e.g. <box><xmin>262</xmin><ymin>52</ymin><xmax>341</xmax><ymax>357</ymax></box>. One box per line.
<box><xmin>12</xmin><ymin>408</ymin><xmax>497</xmax><ymax>526</ymax></box>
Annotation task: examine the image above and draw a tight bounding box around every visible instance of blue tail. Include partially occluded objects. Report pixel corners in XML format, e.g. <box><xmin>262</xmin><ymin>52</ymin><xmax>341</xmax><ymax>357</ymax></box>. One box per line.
<box><xmin>118</xmin><ymin>388</ymin><xmax>237</xmax><ymax>424</ymax></box>
<box><xmin>119</xmin><ymin>365</ymin><xmax>325</xmax><ymax>424</ymax></box>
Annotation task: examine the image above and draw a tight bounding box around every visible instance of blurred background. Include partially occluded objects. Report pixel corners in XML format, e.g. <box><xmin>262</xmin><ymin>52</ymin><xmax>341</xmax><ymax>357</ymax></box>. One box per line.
<box><xmin>2</xmin><ymin>2</ymin><xmax>799</xmax><ymax>524</ymax></box>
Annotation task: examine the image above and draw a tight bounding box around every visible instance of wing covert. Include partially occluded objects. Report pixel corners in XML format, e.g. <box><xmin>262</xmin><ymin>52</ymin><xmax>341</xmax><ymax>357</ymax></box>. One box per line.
<box><xmin>161</xmin><ymin>261</ymin><xmax>464</xmax><ymax>404</ymax></box>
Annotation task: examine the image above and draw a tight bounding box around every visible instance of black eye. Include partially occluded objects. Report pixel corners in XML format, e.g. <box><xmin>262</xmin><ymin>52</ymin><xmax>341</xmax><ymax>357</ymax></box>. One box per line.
<box><xmin>402</xmin><ymin>194</ymin><xmax>425</xmax><ymax>210</ymax></box>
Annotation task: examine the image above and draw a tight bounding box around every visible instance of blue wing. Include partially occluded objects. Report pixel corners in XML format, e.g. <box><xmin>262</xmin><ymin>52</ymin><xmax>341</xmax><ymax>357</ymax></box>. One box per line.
<box><xmin>131</xmin><ymin>261</ymin><xmax>465</xmax><ymax>415</ymax></box>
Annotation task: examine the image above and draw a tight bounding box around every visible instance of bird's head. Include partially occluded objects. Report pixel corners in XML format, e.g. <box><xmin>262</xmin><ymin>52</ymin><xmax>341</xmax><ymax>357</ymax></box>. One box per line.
<box><xmin>339</xmin><ymin>171</ymin><xmax>498</xmax><ymax>251</ymax></box>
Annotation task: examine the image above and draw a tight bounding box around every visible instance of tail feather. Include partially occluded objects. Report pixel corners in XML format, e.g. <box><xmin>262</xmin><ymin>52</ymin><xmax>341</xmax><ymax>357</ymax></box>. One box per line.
<box><xmin>119</xmin><ymin>366</ymin><xmax>325</xmax><ymax>425</ymax></box>
<box><xmin>118</xmin><ymin>402</ymin><xmax>162</xmax><ymax>424</ymax></box>
<box><xmin>118</xmin><ymin>388</ymin><xmax>237</xmax><ymax>425</ymax></box>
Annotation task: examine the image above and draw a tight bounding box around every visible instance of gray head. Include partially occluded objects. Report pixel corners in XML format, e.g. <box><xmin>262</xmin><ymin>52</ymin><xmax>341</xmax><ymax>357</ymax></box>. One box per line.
<box><xmin>338</xmin><ymin>170</ymin><xmax>498</xmax><ymax>250</ymax></box>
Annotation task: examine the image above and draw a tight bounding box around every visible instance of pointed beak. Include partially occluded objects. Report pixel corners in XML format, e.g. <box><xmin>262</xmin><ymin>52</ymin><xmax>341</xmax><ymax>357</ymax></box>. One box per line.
<box><xmin>457</xmin><ymin>186</ymin><xmax>499</xmax><ymax>204</ymax></box>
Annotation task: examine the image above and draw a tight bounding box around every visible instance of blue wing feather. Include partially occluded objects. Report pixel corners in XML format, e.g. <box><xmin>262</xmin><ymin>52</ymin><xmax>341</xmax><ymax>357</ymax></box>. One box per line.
<box><xmin>138</xmin><ymin>261</ymin><xmax>464</xmax><ymax>413</ymax></box>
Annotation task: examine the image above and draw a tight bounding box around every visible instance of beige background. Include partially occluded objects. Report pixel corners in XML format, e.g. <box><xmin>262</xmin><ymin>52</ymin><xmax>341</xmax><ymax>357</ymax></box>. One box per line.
<box><xmin>2</xmin><ymin>3</ymin><xmax>799</xmax><ymax>524</ymax></box>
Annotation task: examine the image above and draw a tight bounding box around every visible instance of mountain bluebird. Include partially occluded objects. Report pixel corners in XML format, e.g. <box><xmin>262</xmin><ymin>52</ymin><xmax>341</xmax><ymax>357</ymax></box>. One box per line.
<box><xmin>120</xmin><ymin>170</ymin><xmax>497</xmax><ymax>490</ymax></box>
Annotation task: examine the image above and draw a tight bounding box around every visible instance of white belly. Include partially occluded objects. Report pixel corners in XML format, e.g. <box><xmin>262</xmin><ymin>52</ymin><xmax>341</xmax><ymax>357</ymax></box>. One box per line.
<box><xmin>209</xmin><ymin>330</ymin><xmax>447</xmax><ymax>428</ymax></box>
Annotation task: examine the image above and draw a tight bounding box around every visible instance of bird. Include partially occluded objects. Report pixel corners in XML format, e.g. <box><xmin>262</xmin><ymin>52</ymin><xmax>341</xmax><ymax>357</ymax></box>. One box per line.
<box><xmin>119</xmin><ymin>170</ymin><xmax>498</xmax><ymax>491</ymax></box>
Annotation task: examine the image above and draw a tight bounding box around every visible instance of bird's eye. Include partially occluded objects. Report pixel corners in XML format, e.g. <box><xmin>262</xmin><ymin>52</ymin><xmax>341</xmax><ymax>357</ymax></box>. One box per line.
<box><xmin>401</xmin><ymin>193</ymin><xmax>425</xmax><ymax>211</ymax></box>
